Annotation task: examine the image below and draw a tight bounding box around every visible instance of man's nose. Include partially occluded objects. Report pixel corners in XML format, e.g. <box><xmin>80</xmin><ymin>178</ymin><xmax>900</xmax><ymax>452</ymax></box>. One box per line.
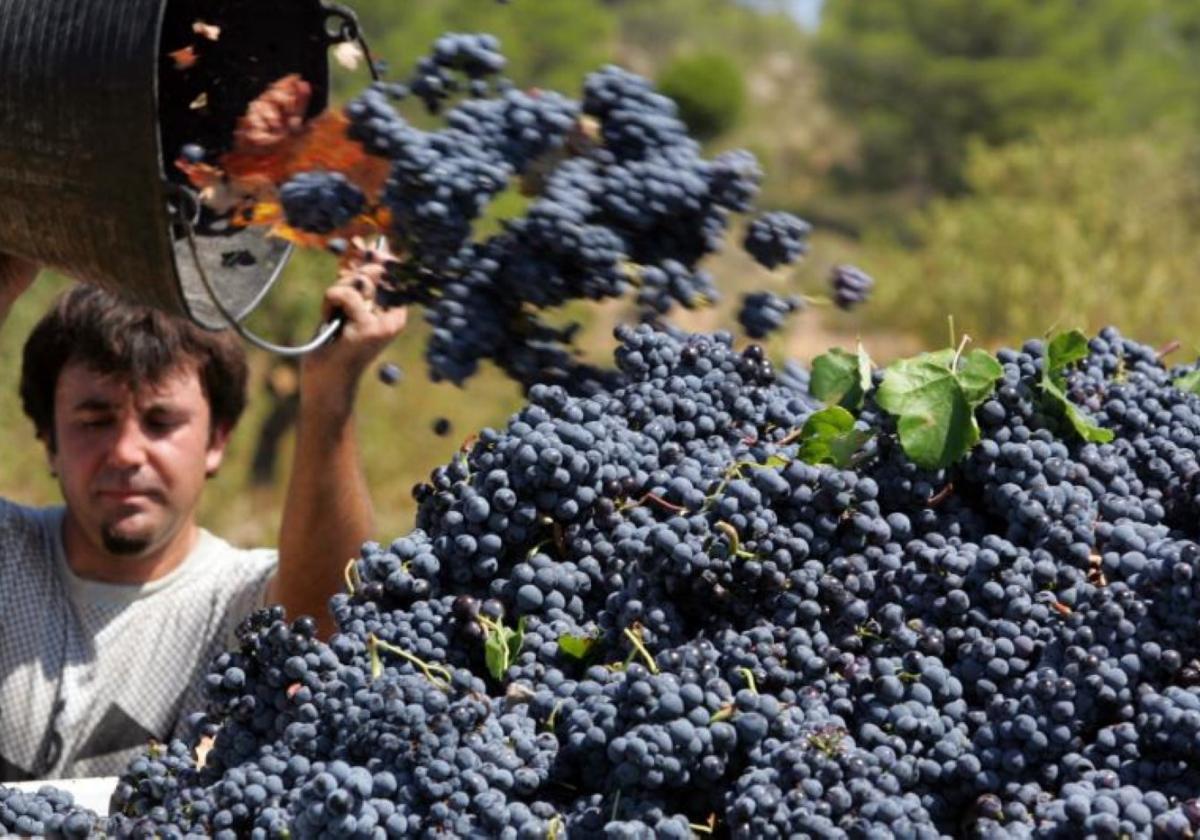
<box><xmin>107</xmin><ymin>416</ymin><xmax>149</xmax><ymax>467</ymax></box>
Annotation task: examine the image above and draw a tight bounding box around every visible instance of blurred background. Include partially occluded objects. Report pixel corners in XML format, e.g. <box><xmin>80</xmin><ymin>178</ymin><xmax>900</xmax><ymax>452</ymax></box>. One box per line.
<box><xmin>3</xmin><ymin>0</ymin><xmax>1198</xmax><ymax>545</ymax></box>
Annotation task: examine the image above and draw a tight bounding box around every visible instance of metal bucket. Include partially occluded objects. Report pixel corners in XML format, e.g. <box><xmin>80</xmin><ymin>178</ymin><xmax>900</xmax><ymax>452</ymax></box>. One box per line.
<box><xmin>0</xmin><ymin>0</ymin><xmax>332</xmax><ymax>332</ymax></box>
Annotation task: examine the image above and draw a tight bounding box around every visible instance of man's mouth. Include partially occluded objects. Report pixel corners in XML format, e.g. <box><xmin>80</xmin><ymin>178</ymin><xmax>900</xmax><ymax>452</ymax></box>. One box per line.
<box><xmin>98</xmin><ymin>489</ymin><xmax>159</xmax><ymax>502</ymax></box>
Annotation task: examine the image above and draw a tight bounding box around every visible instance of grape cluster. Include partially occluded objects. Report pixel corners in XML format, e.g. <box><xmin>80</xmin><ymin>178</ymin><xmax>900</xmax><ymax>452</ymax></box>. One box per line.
<box><xmin>830</xmin><ymin>263</ymin><xmax>874</xmax><ymax>311</ymax></box>
<box><xmin>11</xmin><ymin>323</ymin><xmax>1200</xmax><ymax>836</ymax></box>
<box><xmin>278</xmin><ymin>171</ymin><xmax>367</xmax><ymax>234</ymax></box>
<box><xmin>742</xmin><ymin>211</ymin><xmax>811</xmax><ymax>270</ymax></box>
<box><xmin>0</xmin><ymin>786</ymin><xmax>94</xmax><ymax>838</ymax></box>
<box><xmin>407</xmin><ymin>33</ymin><xmax>507</xmax><ymax>113</ymax></box>
<box><xmin>328</xmin><ymin>37</ymin><xmax>817</xmax><ymax>392</ymax></box>
<box><xmin>736</xmin><ymin>291</ymin><xmax>804</xmax><ymax>339</ymax></box>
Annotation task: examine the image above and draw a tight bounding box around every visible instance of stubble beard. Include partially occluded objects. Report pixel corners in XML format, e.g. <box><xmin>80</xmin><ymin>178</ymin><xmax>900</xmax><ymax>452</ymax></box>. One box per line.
<box><xmin>100</xmin><ymin>526</ymin><xmax>154</xmax><ymax>557</ymax></box>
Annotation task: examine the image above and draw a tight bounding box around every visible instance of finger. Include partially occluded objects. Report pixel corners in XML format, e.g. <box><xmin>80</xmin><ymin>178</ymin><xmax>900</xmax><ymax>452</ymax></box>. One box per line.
<box><xmin>322</xmin><ymin>284</ymin><xmax>373</xmax><ymax>326</ymax></box>
<box><xmin>336</xmin><ymin>272</ymin><xmax>377</xmax><ymax>298</ymax></box>
<box><xmin>378</xmin><ymin>305</ymin><xmax>408</xmax><ymax>336</ymax></box>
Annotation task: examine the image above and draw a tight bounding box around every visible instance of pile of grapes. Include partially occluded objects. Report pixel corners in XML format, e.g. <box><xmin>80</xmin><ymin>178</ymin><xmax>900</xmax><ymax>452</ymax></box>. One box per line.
<box><xmin>11</xmin><ymin>320</ymin><xmax>1200</xmax><ymax>838</ymax></box>
<box><xmin>10</xmin><ymin>7</ymin><xmax>1200</xmax><ymax>839</ymax></box>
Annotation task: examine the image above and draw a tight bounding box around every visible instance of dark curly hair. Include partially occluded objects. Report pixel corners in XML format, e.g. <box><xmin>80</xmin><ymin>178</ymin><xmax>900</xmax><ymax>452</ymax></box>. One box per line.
<box><xmin>20</xmin><ymin>284</ymin><xmax>248</xmax><ymax>448</ymax></box>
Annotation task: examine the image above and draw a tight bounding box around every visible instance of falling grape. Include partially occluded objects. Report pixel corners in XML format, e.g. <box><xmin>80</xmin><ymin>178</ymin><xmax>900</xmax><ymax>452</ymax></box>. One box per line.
<box><xmin>377</xmin><ymin>362</ymin><xmax>403</xmax><ymax>386</ymax></box>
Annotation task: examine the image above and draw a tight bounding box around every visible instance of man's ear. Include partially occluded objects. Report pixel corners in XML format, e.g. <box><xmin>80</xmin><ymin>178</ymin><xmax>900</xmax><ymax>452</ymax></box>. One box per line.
<box><xmin>205</xmin><ymin>422</ymin><xmax>234</xmax><ymax>478</ymax></box>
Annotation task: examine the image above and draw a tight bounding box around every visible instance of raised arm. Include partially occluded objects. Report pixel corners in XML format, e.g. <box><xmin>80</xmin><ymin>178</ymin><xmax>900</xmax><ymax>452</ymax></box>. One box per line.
<box><xmin>268</xmin><ymin>269</ymin><xmax>408</xmax><ymax>637</ymax></box>
<box><xmin>0</xmin><ymin>255</ymin><xmax>39</xmax><ymax>329</ymax></box>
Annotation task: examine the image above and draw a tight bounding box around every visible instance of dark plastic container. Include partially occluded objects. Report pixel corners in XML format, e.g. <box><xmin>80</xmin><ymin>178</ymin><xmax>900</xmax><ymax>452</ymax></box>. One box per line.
<box><xmin>0</xmin><ymin>0</ymin><xmax>330</xmax><ymax>329</ymax></box>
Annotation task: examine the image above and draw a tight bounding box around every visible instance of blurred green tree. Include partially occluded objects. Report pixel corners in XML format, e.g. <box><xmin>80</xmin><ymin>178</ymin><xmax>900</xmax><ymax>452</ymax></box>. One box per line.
<box><xmin>814</xmin><ymin>0</ymin><xmax>1198</xmax><ymax>198</ymax></box>
<box><xmin>862</xmin><ymin>125</ymin><xmax>1200</xmax><ymax>349</ymax></box>
<box><xmin>657</xmin><ymin>52</ymin><xmax>746</xmax><ymax>140</ymax></box>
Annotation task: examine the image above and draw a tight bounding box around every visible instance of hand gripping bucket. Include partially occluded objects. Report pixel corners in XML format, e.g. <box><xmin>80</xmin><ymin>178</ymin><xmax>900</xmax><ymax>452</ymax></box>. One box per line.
<box><xmin>0</xmin><ymin>0</ymin><xmax>364</xmax><ymax>352</ymax></box>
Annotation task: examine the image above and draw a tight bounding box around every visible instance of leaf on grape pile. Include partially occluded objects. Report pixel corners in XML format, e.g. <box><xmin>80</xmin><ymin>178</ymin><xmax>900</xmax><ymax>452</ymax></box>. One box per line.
<box><xmin>1044</xmin><ymin>330</ymin><xmax>1091</xmax><ymax>373</ymax></box>
<box><xmin>510</xmin><ymin>617</ymin><xmax>527</xmax><ymax>665</ymax></box>
<box><xmin>810</xmin><ymin>342</ymin><xmax>872</xmax><ymax>410</ymax></box>
<box><xmin>1039</xmin><ymin>330</ymin><xmax>1115</xmax><ymax>443</ymax></box>
<box><xmin>1173</xmin><ymin>369</ymin><xmax>1200</xmax><ymax>395</ymax></box>
<box><xmin>484</xmin><ymin>632</ymin><xmax>508</xmax><ymax>681</ymax></box>
<box><xmin>558</xmin><ymin>633</ymin><xmax>598</xmax><ymax>660</ymax></box>
<box><xmin>485</xmin><ymin>616</ymin><xmax>527</xmax><ymax>681</ymax></box>
<box><xmin>796</xmin><ymin>406</ymin><xmax>872</xmax><ymax>469</ymax></box>
<box><xmin>876</xmin><ymin>348</ymin><xmax>1002</xmax><ymax>469</ymax></box>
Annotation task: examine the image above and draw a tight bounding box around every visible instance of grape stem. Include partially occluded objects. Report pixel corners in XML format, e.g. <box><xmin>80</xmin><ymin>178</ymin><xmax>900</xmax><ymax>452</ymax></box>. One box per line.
<box><xmin>622</xmin><ymin>625</ymin><xmax>660</xmax><ymax>674</ymax></box>
<box><xmin>926</xmin><ymin>482</ymin><xmax>955</xmax><ymax>507</ymax></box>
<box><xmin>709</xmin><ymin>703</ymin><xmax>735</xmax><ymax>723</ymax></box>
<box><xmin>367</xmin><ymin>634</ymin><xmax>452</xmax><ymax>690</ymax></box>
<box><xmin>619</xmin><ymin>491</ymin><xmax>687</xmax><ymax>514</ymax></box>
<box><xmin>343</xmin><ymin>557</ymin><xmax>361</xmax><ymax>596</ymax></box>
<box><xmin>1156</xmin><ymin>339</ymin><xmax>1181</xmax><ymax>361</ymax></box>
<box><xmin>777</xmin><ymin>426</ymin><xmax>804</xmax><ymax>446</ymax></box>
<box><xmin>714</xmin><ymin>521</ymin><xmax>756</xmax><ymax>560</ymax></box>
<box><xmin>951</xmin><ymin>333</ymin><xmax>971</xmax><ymax>371</ymax></box>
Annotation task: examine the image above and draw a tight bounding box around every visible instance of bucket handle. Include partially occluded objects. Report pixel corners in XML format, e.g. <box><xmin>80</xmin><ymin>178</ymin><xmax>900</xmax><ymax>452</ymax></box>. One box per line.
<box><xmin>169</xmin><ymin>182</ymin><xmax>345</xmax><ymax>357</ymax></box>
<box><xmin>170</xmin><ymin>3</ymin><xmax>383</xmax><ymax>357</ymax></box>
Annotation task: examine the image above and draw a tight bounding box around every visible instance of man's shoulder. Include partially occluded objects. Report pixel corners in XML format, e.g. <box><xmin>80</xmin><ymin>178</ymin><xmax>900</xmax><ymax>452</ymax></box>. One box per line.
<box><xmin>0</xmin><ymin>496</ymin><xmax>62</xmax><ymax>561</ymax></box>
<box><xmin>188</xmin><ymin>529</ymin><xmax>278</xmax><ymax>582</ymax></box>
<box><xmin>0</xmin><ymin>495</ymin><xmax>61</xmax><ymax>528</ymax></box>
<box><xmin>175</xmin><ymin>531</ymin><xmax>279</xmax><ymax>656</ymax></box>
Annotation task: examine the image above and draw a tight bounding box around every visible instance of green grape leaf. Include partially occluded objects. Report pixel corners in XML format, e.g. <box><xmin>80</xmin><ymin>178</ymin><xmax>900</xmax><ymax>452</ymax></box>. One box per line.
<box><xmin>1174</xmin><ymin>369</ymin><xmax>1200</xmax><ymax>395</ymax></box>
<box><xmin>797</xmin><ymin>406</ymin><xmax>873</xmax><ymax>469</ymax></box>
<box><xmin>558</xmin><ymin>633</ymin><xmax>598</xmax><ymax>660</ymax></box>
<box><xmin>508</xmin><ymin>616</ymin><xmax>527</xmax><ymax>665</ymax></box>
<box><xmin>956</xmin><ymin>349</ymin><xmax>1005</xmax><ymax>408</ymax></box>
<box><xmin>876</xmin><ymin>349</ymin><xmax>1003</xmax><ymax>469</ymax></box>
<box><xmin>1045</xmin><ymin>330</ymin><xmax>1091</xmax><ymax>376</ymax></box>
<box><xmin>1039</xmin><ymin>330</ymin><xmax>1115</xmax><ymax>443</ymax></box>
<box><xmin>484</xmin><ymin>617</ymin><xmax>526</xmax><ymax>681</ymax></box>
<box><xmin>1042</xmin><ymin>376</ymin><xmax>1115</xmax><ymax>443</ymax></box>
<box><xmin>484</xmin><ymin>632</ymin><xmax>509</xmax><ymax>681</ymax></box>
<box><xmin>811</xmin><ymin>343</ymin><xmax>872</xmax><ymax>409</ymax></box>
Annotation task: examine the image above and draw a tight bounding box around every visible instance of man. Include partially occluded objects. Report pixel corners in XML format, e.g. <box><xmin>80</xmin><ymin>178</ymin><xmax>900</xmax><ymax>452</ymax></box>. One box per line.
<box><xmin>0</xmin><ymin>254</ymin><xmax>407</xmax><ymax>780</ymax></box>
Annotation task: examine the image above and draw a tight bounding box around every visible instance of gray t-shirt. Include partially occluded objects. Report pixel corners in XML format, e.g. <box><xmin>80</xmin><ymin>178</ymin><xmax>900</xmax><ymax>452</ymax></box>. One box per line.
<box><xmin>0</xmin><ymin>499</ymin><xmax>277</xmax><ymax>781</ymax></box>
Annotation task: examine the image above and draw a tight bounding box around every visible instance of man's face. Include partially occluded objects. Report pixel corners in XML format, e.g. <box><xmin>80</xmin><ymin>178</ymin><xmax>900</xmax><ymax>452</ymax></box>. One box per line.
<box><xmin>47</xmin><ymin>361</ymin><xmax>229</xmax><ymax>559</ymax></box>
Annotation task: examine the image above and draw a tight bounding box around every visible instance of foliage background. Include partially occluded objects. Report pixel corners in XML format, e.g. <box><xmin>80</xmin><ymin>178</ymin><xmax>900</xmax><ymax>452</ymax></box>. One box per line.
<box><xmin>2</xmin><ymin>0</ymin><xmax>1196</xmax><ymax>548</ymax></box>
